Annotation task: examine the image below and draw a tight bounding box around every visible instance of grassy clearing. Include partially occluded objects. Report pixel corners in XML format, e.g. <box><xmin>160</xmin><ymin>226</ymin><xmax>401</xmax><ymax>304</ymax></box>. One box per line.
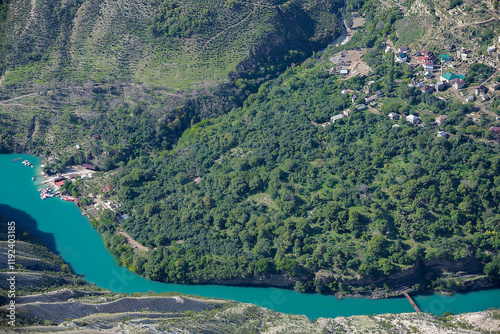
<box><xmin>394</xmin><ymin>16</ymin><xmax>426</xmax><ymax>47</ymax></box>
<box><xmin>247</xmin><ymin>192</ymin><xmax>278</xmax><ymax>210</ymax></box>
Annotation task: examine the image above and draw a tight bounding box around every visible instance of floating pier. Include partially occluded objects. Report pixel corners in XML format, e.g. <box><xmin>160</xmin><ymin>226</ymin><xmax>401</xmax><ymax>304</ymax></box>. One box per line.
<box><xmin>403</xmin><ymin>291</ymin><xmax>420</xmax><ymax>313</ymax></box>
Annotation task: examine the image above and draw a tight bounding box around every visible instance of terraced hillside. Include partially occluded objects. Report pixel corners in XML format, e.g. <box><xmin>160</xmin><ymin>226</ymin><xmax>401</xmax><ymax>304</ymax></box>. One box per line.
<box><xmin>0</xmin><ymin>0</ymin><xmax>340</xmax><ymax>89</ymax></box>
<box><xmin>0</xmin><ymin>211</ymin><xmax>100</xmax><ymax>304</ymax></box>
<box><xmin>0</xmin><ymin>0</ymin><xmax>342</xmax><ymax>158</ymax></box>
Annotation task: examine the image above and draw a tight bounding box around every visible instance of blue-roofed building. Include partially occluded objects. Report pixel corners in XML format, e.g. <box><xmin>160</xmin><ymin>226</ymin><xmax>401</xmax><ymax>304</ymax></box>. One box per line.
<box><xmin>395</xmin><ymin>52</ymin><xmax>408</xmax><ymax>62</ymax></box>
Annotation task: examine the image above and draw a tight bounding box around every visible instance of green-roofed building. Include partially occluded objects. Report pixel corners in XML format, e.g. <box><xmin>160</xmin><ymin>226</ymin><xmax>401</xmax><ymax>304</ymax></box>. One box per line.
<box><xmin>440</xmin><ymin>72</ymin><xmax>458</xmax><ymax>82</ymax></box>
<box><xmin>458</xmin><ymin>74</ymin><xmax>465</xmax><ymax>80</ymax></box>
<box><xmin>441</xmin><ymin>54</ymin><xmax>452</xmax><ymax>62</ymax></box>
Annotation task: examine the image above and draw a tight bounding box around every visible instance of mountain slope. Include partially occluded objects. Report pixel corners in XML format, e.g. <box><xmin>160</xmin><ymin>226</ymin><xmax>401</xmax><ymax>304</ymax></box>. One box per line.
<box><xmin>94</xmin><ymin>2</ymin><xmax>500</xmax><ymax>295</ymax></box>
<box><xmin>0</xmin><ymin>0</ymin><xmax>341</xmax><ymax>89</ymax></box>
<box><xmin>0</xmin><ymin>0</ymin><xmax>342</xmax><ymax>162</ymax></box>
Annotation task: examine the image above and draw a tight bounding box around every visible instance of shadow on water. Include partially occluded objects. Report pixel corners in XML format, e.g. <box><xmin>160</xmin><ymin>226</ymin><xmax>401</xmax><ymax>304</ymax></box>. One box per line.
<box><xmin>0</xmin><ymin>203</ymin><xmax>59</xmax><ymax>256</ymax></box>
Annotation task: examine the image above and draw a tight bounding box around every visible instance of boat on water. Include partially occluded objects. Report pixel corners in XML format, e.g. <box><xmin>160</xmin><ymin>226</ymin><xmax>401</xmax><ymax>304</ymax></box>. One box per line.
<box><xmin>39</xmin><ymin>187</ymin><xmax>55</xmax><ymax>200</ymax></box>
<box><xmin>12</xmin><ymin>157</ymin><xmax>22</xmax><ymax>162</ymax></box>
<box><xmin>31</xmin><ymin>176</ymin><xmax>35</xmax><ymax>181</ymax></box>
<box><xmin>22</xmin><ymin>160</ymin><xmax>33</xmax><ymax>167</ymax></box>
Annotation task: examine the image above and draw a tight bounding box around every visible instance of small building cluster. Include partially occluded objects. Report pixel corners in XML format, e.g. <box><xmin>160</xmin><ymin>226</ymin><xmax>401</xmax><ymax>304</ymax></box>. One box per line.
<box><xmin>439</xmin><ymin>72</ymin><xmax>466</xmax><ymax>90</ymax></box>
<box><xmin>325</xmin><ymin>42</ymin><xmax>500</xmax><ymax>140</ymax></box>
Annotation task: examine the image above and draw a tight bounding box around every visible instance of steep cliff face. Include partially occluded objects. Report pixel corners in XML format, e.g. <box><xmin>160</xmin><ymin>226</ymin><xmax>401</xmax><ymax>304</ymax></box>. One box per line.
<box><xmin>178</xmin><ymin>256</ymin><xmax>493</xmax><ymax>298</ymax></box>
<box><xmin>318</xmin><ymin>256</ymin><xmax>493</xmax><ymax>297</ymax></box>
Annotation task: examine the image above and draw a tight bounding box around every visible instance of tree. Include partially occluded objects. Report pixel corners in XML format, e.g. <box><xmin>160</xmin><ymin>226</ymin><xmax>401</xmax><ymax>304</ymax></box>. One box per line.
<box><xmin>276</xmin><ymin>258</ymin><xmax>298</xmax><ymax>276</ymax></box>
<box><xmin>102</xmin><ymin>158</ymin><xmax>114</xmax><ymax>172</ymax></box>
<box><xmin>346</xmin><ymin>210</ymin><xmax>361</xmax><ymax>232</ymax></box>
<box><xmin>485</xmin><ymin>255</ymin><xmax>500</xmax><ymax>282</ymax></box>
<box><xmin>154</xmin><ymin>234</ymin><xmax>170</xmax><ymax>247</ymax></box>
<box><xmin>254</xmin><ymin>258</ymin><xmax>275</xmax><ymax>275</ymax></box>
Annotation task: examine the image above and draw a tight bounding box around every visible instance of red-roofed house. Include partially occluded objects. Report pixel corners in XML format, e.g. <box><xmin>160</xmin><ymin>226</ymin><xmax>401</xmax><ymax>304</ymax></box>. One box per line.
<box><xmin>490</xmin><ymin>126</ymin><xmax>500</xmax><ymax>134</ymax></box>
<box><xmin>421</xmin><ymin>50</ymin><xmax>435</xmax><ymax>58</ymax></box>
<box><xmin>453</xmin><ymin>80</ymin><xmax>465</xmax><ymax>89</ymax></box>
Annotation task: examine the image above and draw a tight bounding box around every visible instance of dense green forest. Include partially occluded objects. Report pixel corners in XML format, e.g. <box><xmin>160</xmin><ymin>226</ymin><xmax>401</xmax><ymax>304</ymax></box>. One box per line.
<box><xmin>76</xmin><ymin>2</ymin><xmax>500</xmax><ymax>294</ymax></box>
<box><xmin>109</xmin><ymin>77</ymin><xmax>500</xmax><ymax>289</ymax></box>
<box><xmin>88</xmin><ymin>35</ymin><xmax>498</xmax><ymax>296</ymax></box>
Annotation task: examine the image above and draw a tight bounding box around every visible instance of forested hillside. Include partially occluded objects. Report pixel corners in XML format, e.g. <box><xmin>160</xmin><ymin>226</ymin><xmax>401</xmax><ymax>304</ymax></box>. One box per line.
<box><xmin>0</xmin><ymin>0</ymin><xmax>341</xmax><ymax>161</ymax></box>
<box><xmin>111</xmin><ymin>69</ymin><xmax>500</xmax><ymax>291</ymax></box>
<box><xmin>1</xmin><ymin>0</ymin><xmax>500</xmax><ymax>297</ymax></box>
<box><xmin>87</xmin><ymin>3</ymin><xmax>500</xmax><ymax>294</ymax></box>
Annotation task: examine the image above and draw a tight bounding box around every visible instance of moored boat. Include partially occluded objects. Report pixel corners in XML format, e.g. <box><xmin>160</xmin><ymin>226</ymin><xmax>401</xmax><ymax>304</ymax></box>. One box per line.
<box><xmin>22</xmin><ymin>160</ymin><xmax>33</xmax><ymax>167</ymax></box>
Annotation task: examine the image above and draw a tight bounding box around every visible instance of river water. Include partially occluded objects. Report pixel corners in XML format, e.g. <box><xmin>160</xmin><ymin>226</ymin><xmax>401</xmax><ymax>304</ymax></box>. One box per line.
<box><xmin>1</xmin><ymin>154</ymin><xmax>499</xmax><ymax>319</ymax></box>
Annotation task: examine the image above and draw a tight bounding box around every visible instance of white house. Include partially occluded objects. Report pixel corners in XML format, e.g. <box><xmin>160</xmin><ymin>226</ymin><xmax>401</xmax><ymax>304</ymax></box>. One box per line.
<box><xmin>388</xmin><ymin>112</ymin><xmax>399</xmax><ymax>120</ymax></box>
<box><xmin>453</xmin><ymin>80</ymin><xmax>465</xmax><ymax>89</ymax></box>
<box><xmin>330</xmin><ymin>114</ymin><xmax>344</xmax><ymax>123</ymax></box>
<box><xmin>466</xmin><ymin>95</ymin><xmax>475</xmax><ymax>102</ymax></box>
<box><xmin>406</xmin><ymin>115</ymin><xmax>421</xmax><ymax>124</ymax></box>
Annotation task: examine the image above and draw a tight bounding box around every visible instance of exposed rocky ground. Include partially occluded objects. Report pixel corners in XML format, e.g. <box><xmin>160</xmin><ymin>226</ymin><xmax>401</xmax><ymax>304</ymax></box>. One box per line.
<box><xmin>1</xmin><ymin>289</ymin><xmax>500</xmax><ymax>334</ymax></box>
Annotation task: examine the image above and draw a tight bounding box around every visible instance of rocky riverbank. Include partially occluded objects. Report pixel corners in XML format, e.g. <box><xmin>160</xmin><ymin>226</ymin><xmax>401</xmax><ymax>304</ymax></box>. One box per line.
<box><xmin>2</xmin><ymin>288</ymin><xmax>499</xmax><ymax>333</ymax></box>
<box><xmin>195</xmin><ymin>255</ymin><xmax>497</xmax><ymax>299</ymax></box>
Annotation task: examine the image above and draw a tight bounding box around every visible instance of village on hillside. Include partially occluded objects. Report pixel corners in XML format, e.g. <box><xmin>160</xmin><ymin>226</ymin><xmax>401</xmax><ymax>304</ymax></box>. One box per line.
<box><xmin>323</xmin><ymin>33</ymin><xmax>500</xmax><ymax>140</ymax></box>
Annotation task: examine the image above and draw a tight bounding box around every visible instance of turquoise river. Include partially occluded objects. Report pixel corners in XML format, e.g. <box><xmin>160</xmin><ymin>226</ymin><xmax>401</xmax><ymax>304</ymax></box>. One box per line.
<box><xmin>1</xmin><ymin>154</ymin><xmax>499</xmax><ymax>319</ymax></box>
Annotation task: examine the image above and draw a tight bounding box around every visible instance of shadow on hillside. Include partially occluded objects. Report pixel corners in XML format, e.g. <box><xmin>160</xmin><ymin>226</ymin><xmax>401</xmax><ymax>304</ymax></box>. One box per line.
<box><xmin>0</xmin><ymin>203</ymin><xmax>59</xmax><ymax>255</ymax></box>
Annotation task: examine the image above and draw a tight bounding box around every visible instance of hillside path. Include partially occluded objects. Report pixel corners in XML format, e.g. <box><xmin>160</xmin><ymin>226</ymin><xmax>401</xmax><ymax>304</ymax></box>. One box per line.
<box><xmin>191</xmin><ymin>5</ymin><xmax>257</xmax><ymax>62</ymax></box>
<box><xmin>0</xmin><ymin>92</ymin><xmax>38</xmax><ymax>104</ymax></box>
<box><xmin>118</xmin><ymin>229</ymin><xmax>149</xmax><ymax>252</ymax></box>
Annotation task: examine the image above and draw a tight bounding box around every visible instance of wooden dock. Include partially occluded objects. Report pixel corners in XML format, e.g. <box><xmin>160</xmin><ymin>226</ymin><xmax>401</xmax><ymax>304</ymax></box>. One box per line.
<box><xmin>403</xmin><ymin>291</ymin><xmax>420</xmax><ymax>313</ymax></box>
